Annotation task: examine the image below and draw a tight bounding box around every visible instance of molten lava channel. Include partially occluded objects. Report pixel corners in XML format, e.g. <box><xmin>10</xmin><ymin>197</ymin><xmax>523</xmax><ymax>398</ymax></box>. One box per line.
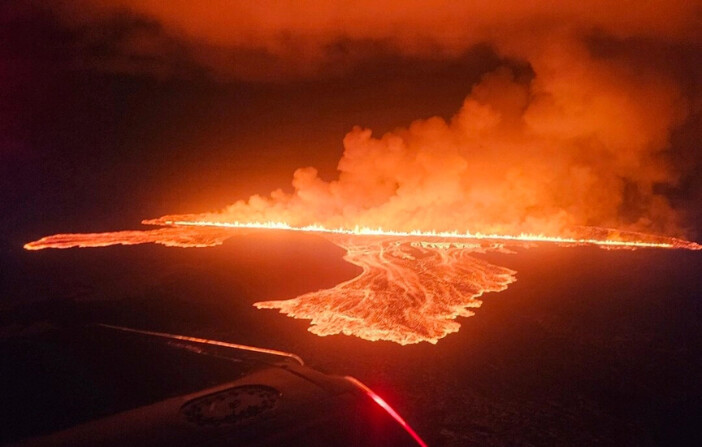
<box><xmin>256</xmin><ymin>237</ymin><xmax>517</xmax><ymax>344</ymax></box>
<box><xmin>23</xmin><ymin>221</ymin><xmax>701</xmax><ymax>344</ymax></box>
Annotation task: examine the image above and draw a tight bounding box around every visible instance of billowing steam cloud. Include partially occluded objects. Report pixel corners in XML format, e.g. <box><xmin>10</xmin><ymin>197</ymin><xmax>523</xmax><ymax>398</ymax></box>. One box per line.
<box><xmin>53</xmin><ymin>1</ymin><xmax>697</xmax><ymax>234</ymax></box>
<box><xmin>150</xmin><ymin>37</ymin><xmax>687</xmax><ymax>236</ymax></box>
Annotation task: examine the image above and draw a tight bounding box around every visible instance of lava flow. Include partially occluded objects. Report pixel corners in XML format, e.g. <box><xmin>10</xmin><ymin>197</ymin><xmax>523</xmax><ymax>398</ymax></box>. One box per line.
<box><xmin>23</xmin><ymin>226</ymin><xmax>233</xmax><ymax>250</ymax></box>
<box><xmin>256</xmin><ymin>236</ymin><xmax>517</xmax><ymax>345</ymax></box>
<box><xmin>23</xmin><ymin>220</ymin><xmax>701</xmax><ymax>344</ymax></box>
<box><xmin>25</xmin><ymin>219</ymin><xmax>702</xmax><ymax>252</ymax></box>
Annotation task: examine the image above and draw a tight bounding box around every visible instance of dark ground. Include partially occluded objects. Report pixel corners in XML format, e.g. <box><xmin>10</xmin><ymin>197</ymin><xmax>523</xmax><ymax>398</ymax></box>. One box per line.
<box><xmin>1</xmin><ymin>232</ymin><xmax>701</xmax><ymax>446</ymax></box>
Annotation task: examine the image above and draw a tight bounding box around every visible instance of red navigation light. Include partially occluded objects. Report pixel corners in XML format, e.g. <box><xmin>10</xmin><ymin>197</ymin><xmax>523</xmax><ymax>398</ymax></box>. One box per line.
<box><xmin>345</xmin><ymin>376</ymin><xmax>428</xmax><ymax>447</ymax></box>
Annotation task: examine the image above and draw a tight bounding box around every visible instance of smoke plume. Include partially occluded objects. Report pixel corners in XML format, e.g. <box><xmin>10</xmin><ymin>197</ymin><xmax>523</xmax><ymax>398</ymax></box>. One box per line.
<box><xmin>151</xmin><ymin>37</ymin><xmax>687</xmax><ymax>235</ymax></box>
<box><xmin>52</xmin><ymin>1</ymin><xmax>699</xmax><ymax>235</ymax></box>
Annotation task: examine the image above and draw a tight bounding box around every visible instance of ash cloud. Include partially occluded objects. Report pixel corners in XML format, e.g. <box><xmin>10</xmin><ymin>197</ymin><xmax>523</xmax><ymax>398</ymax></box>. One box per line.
<box><xmin>53</xmin><ymin>1</ymin><xmax>700</xmax><ymax>235</ymax></box>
